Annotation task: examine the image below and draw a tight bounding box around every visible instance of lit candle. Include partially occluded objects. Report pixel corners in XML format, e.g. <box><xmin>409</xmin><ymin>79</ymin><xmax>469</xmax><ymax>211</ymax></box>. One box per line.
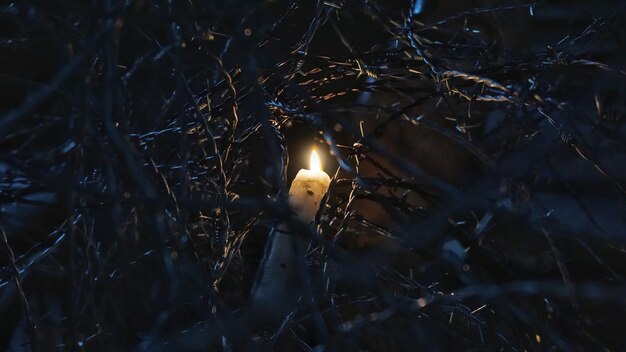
<box><xmin>251</xmin><ymin>148</ymin><xmax>331</xmax><ymax>318</ymax></box>
<box><xmin>287</xmin><ymin>149</ymin><xmax>331</xmax><ymax>223</ymax></box>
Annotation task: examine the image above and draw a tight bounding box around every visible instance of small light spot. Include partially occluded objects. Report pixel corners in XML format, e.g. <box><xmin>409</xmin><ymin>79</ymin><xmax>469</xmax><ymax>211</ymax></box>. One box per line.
<box><xmin>244</xmin><ymin>28</ymin><xmax>252</xmax><ymax>37</ymax></box>
<box><xmin>413</xmin><ymin>0</ymin><xmax>424</xmax><ymax>15</ymax></box>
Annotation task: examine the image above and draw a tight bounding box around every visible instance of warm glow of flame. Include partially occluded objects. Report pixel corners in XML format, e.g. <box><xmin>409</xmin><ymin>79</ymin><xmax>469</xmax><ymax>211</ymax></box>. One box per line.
<box><xmin>310</xmin><ymin>149</ymin><xmax>321</xmax><ymax>172</ymax></box>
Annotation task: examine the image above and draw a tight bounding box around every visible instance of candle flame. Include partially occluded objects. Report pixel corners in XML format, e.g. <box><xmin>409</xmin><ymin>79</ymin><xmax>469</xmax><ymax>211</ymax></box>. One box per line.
<box><xmin>310</xmin><ymin>149</ymin><xmax>321</xmax><ymax>171</ymax></box>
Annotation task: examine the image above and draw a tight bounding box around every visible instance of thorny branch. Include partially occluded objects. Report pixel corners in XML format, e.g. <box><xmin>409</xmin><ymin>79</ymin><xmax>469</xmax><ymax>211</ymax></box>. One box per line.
<box><xmin>1</xmin><ymin>0</ymin><xmax>625</xmax><ymax>350</ymax></box>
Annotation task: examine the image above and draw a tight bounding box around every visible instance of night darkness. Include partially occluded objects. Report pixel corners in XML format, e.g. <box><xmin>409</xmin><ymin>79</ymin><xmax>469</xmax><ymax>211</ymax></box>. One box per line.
<box><xmin>1</xmin><ymin>1</ymin><xmax>626</xmax><ymax>351</ymax></box>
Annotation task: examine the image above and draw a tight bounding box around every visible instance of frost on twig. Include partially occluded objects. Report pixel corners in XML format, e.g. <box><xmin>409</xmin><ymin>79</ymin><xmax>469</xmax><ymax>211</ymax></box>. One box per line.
<box><xmin>0</xmin><ymin>1</ymin><xmax>625</xmax><ymax>350</ymax></box>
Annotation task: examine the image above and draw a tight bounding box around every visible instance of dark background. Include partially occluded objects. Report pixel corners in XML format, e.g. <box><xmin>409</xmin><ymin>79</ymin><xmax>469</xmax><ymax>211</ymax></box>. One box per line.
<box><xmin>1</xmin><ymin>0</ymin><xmax>626</xmax><ymax>351</ymax></box>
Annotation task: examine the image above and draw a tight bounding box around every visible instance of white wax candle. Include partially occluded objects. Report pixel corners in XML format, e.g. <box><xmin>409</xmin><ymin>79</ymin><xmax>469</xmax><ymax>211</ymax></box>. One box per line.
<box><xmin>288</xmin><ymin>150</ymin><xmax>331</xmax><ymax>223</ymax></box>
<box><xmin>251</xmin><ymin>149</ymin><xmax>331</xmax><ymax>318</ymax></box>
